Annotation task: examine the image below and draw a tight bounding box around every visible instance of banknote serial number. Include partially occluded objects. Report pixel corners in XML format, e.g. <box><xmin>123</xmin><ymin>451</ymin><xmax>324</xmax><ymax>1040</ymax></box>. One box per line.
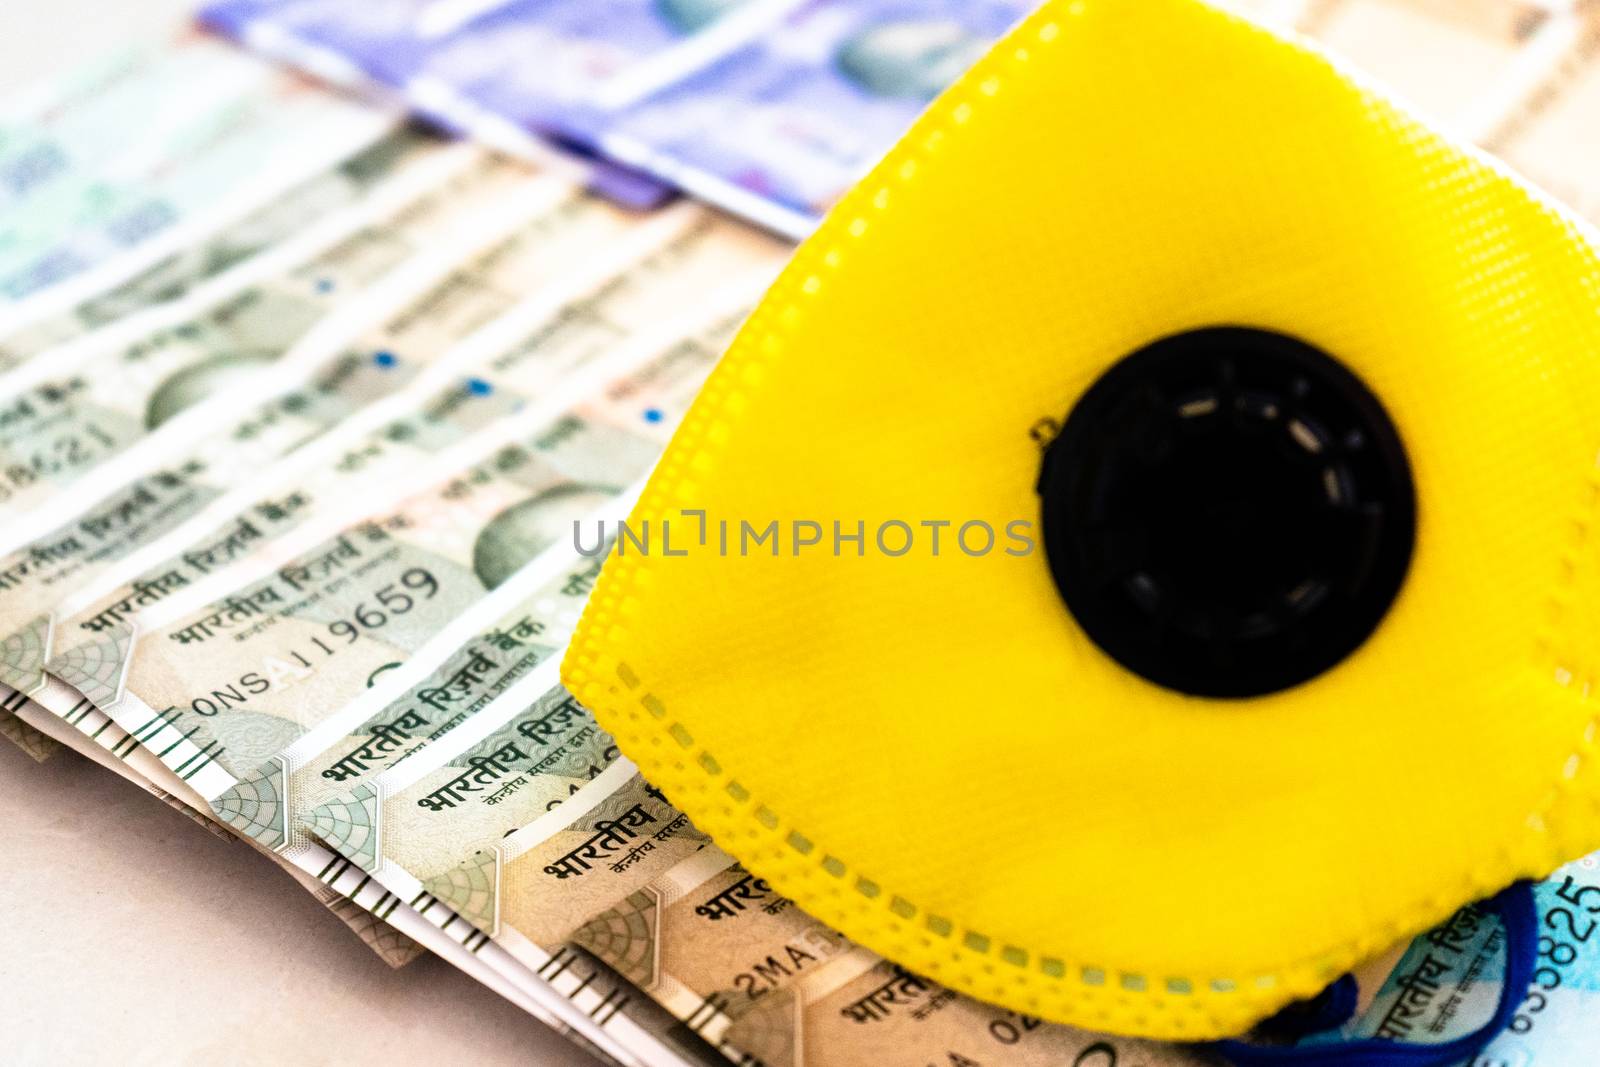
<box><xmin>1511</xmin><ymin>874</ymin><xmax>1600</xmax><ymax>1035</ymax></box>
<box><xmin>0</xmin><ymin>427</ymin><xmax>118</xmax><ymax>500</ymax></box>
<box><xmin>184</xmin><ymin>568</ymin><xmax>439</xmax><ymax>717</ymax></box>
<box><xmin>320</xmin><ymin>567</ymin><xmax>440</xmax><ymax>645</ymax></box>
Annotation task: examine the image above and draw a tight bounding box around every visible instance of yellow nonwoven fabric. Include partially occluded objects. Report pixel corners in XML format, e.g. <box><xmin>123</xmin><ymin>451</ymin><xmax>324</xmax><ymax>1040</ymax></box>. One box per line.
<box><xmin>564</xmin><ymin>0</ymin><xmax>1600</xmax><ymax>1040</ymax></box>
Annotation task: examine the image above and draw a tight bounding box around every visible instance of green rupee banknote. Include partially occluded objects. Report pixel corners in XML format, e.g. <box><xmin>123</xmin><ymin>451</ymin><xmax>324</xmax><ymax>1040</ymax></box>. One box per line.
<box><xmin>46</xmin><ymin>211</ymin><xmax>771</xmax><ymax>662</ymax></box>
<box><xmin>0</xmin><ymin>125</ymin><xmax>439</xmax><ymax>371</ymax></box>
<box><xmin>324</xmin><ymin>725</ymin><xmax>1193</xmax><ymax>1067</ymax></box>
<box><xmin>29</xmin><ymin>281</ymin><xmax>758</xmax><ymax>794</ymax></box>
<box><xmin>0</xmin><ymin>143</ymin><xmax>550</xmax><ymax>527</ymax></box>
<box><xmin>0</xmin><ymin>206</ymin><xmax>774</xmax><ymax>718</ymax></box>
<box><xmin>312</xmin><ymin>730</ymin><xmax>726</xmax><ymax>1067</ymax></box>
<box><xmin>51</xmin><ymin>415</ymin><xmax>654</xmax><ymax>791</ymax></box>
<box><xmin>0</xmin><ymin>167</ymin><xmax>736</xmax><ymax>698</ymax></box>
<box><xmin>575</xmin><ymin>851</ymin><xmax>1196</xmax><ymax>1067</ymax></box>
<box><xmin>0</xmin><ymin>34</ymin><xmax>393</xmax><ymax>318</ymax></box>
<box><xmin>14</xmin><ymin>683</ymin><xmax>647</xmax><ymax>1028</ymax></box>
<box><xmin>5</xmin><ymin>684</ymin><xmax>427</xmax><ymax>967</ymax></box>
<box><xmin>34</xmin><ymin>289</ymin><xmax>770</xmax><ymax>1067</ymax></box>
<box><xmin>217</xmin><ymin>281</ymin><xmax>767</xmax><ymax>849</ymax></box>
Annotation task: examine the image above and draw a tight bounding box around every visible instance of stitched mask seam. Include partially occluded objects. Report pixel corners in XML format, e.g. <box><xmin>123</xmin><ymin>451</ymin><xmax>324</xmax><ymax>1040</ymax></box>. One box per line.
<box><xmin>1528</xmin><ymin>453</ymin><xmax>1600</xmax><ymax>858</ymax></box>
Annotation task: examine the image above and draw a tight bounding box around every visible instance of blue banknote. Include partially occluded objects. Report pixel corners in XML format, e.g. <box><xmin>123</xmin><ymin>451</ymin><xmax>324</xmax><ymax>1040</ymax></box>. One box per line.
<box><xmin>203</xmin><ymin>0</ymin><xmax>785</xmax><ymax>126</ymax></box>
<box><xmin>1299</xmin><ymin>855</ymin><xmax>1600</xmax><ymax>1065</ymax></box>
<box><xmin>402</xmin><ymin>0</ymin><xmax>781</xmax><ymax>124</ymax></box>
<box><xmin>199</xmin><ymin>0</ymin><xmax>778</xmax><ymax>214</ymax></box>
<box><xmin>592</xmin><ymin>0</ymin><xmax>1032</xmax><ymax>234</ymax></box>
<box><xmin>203</xmin><ymin>0</ymin><xmax>1032</xmax><ymax>236</ymax></box>
<box><xmin>201</xmin><ymin>0</ymin><xmax>434</xmax><ymax>87</ymax></box>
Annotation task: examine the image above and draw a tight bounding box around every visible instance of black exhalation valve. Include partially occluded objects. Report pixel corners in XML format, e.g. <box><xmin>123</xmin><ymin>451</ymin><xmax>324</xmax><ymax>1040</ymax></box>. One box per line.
<box><xmin>1038</xmin><ymin>326</ymin><xmax>1416</xmax><ymax>699</ymax></box>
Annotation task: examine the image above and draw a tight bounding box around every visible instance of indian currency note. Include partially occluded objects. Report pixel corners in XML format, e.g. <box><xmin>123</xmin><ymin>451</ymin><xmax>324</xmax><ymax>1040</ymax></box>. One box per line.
<box><xmin>295</xmin><ymin>824</ymin><xmax>707</xmax><ymax>1067</ymax></box>
<box><xmin>11</xmin><ymin>609</ymin><xmax>633</xmax><ymax>987</ymax></box>
<box><xmin>1294</xmin><ymin>0</ymin><xmax>1551</xmax><ymax>131</ymax></box>
<box><xmin>0</xmin><ymin>128</ymin><xmax>471</xmax><ymax>402</ymax></box>
<box><xmin>230</xmin><ymin>307</ymin><xmax>766</xmax><ymax>1062</ymax></box>
<box><xmin>203</xmin><ymin>0</ymin><xmax>803</xmax><ymax>125</ymax></box>
<box><xmin>595</xmin><ymin>0</ymin><xmax>1036</xmax><ymax>237</ymax></box>
<box><xmin>0</xmin><ymin>204</ymin><xmax>714</xmax><ymax>803</ymax></box>
<box><xmin>1291</xmin><ymin>855</ymin><xmax>1600</xmax><ymax>1066</ymax></box>
<box><xmin>41</xmin><ymin>495</ymin><xmax>714</xmax><ymax>1057</ymax></box>
<box><xmin>198</xmin><ymin>0</ymin><xmax>439</xmax><ymax>84</ymax></box>
<box><xmin>494</xmin><ymin>761</ymin><xmax>717</xmax><ymax>976</ymax></box>
<box><xmin>202</xmin><ymin>3</ymin><xmax>643</xmax><ymax>214</ymax></box>
<box><xmin>1481</xmin><ymin>14</ymin><xmax>1600</xmax><ymax>223</ymax></box>
<box><xmin>315</xmin><ymin>751</ymin><xmax>723</xmax><ymax>1067</ymax></box>
<box><xmin>304</xmin><ymin>656</ymin><xmax>615</xmax><ymax>886</ymax></box>
<box><xmin>0</xmin><ymin>233</ymin><xmax>713</xmax><ymax>812</ymax></box>
<box><xmin>12</xmin><ymin>691</ymin><xmax>429</xmax><ymax>967</ymax></box>
<box><xmin>201</xmin><ymin>0</ymin><xmax>1026</xmax><ymax>235</ymax></box>
<box><xmin>13</xmin><ymin>691</ymin><xmax>234</xmax><ymax>841</ymax></box>
<box><xmin>194</xmin><ymin>0</ymin><xmax>653</xmax><ymax>208</ymax></box>
<box><xmin>285</xmin><ymin>569</ymin><xmax>612</xmax><ymax>858</ymax></box>
<box><xmin>0</xmin><ymin>125</ymin><xmax>440</xmax><ymax>372</ymax></box>
<box><xmin>0</xmin><ymin>131</ymin><xmax>500</xmax><ymax>400</ymax></box>
<box><xmin>205</xmin><ymin>605</ymin><xmax>701</xmax><ymax>1061</ymax></box>
<box><xmin>394</xmin><ymin>0</ymin><xmax>810</xmax><ymax>134</ymax></box>
<box><xmin>0</xmin><ymin>41</ymin><xmax>395</xmax><ymax>330</ymax></box>
<box><xmin>438</xmin><ymin>208</ymin><xmax>781</xmax><ymax>416</ymax></box>
<box><xmin>73</xmin><ymin>275</ymin><xmax>761</xmax><ymax>1059</ymax></box>
<box><xmin>0</xmin><ymin>34</ymin><xmax>281</xmax><ymax>222</ymax></box>
<box><xmin>17</xmin><ymin>640</ymin><xmax>656</xmax><ymax>987</ymax></box>
<box><xmin>227</xmin><ymin>290</ymin><xmax>771</xmax><ymax>1066</ymax></box>
<box><xmin>0</xmin><ymin>191</ymin><xmax>722</xmax><ymax>701</ymax></box>
<box><xmin>572</xmin><ymin>848</ymin><xmax>854</xmax><ymax>1062</ymax></box>
<box><xmin>282</xmin><ymin>674</ymin><xmax>628</xmax><ymax>1038</ymax></box>
<box><xmin>40</xmin><ymin>375</ymin><xmax>677</xmax><ymax>799</ymax></box>
<box><xmin>571</xmin><ymin>851</ymin><xmax>1200</xmax><ymax>1067</ymax></box>
<box><xmin>0</xmin><ymin>145</ymin><xmax>560</xmax><ymax>544</ymax></box>
<box><xmin>50</xmin><ymin>273</ymin><xmax>742</xmax><ymax>793</ymax></box>
<box><xmin>729</xmin><ymin>948</ymin><xmax>1201</xmax><ymax>1067</ymax></box>
<box><xmin>200</xmin><ymin>251</ymin><xmax>771</xmax><ymax>849</ymax></box>
<box><xmin>28</xmin><ymin>271</ymin><xmax>729</xmax><ymax>812</ymax></box>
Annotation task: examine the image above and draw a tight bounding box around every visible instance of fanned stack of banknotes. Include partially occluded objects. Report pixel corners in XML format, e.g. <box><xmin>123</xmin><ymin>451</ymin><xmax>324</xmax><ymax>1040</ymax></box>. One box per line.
<box><xmin>4</xmin><ymin>1</ymin><xmax>1600</xmax><ymax>1064</ymax></box>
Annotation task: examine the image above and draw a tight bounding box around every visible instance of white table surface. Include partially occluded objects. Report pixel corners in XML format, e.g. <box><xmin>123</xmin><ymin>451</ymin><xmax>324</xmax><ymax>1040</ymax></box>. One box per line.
<box><xmin>0</xmin><ymin>4</ymin><xmax>593</xmax><ymax>1064</ymax></box>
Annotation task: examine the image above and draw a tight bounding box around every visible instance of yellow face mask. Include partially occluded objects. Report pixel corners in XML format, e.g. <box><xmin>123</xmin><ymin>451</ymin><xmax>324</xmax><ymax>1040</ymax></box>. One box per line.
<box><xmin>563</xmin><ymin>0</ymin><xmax>1600</xmax><ymax>1041</ymax></box>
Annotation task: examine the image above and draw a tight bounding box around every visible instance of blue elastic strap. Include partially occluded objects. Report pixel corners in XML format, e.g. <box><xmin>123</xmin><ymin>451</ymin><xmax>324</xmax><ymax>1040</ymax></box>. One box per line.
<box><xmin>1211</xmin><ymin>880</ymin><xmax>1537</xmax><ymax>1067</ymax></box>
<box><xmin>1234</xmin><ymin>972</ymin><xmax>1360</xmax><ymax>1046</ymax></box>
